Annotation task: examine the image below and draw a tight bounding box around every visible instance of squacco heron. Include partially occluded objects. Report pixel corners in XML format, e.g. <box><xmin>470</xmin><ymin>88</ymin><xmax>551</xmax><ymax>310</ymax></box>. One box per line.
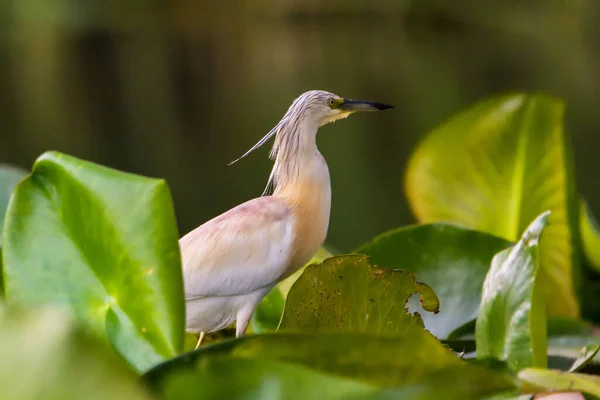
<box><xmin>179</xmin><ymin>90</ymin><xmax>393</xmax><ymax>348</ymax></box>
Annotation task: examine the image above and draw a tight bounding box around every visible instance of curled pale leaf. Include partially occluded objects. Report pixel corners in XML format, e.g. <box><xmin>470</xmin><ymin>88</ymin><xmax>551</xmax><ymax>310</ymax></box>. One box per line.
<box><xmin>476</xmin><ymin>211</ymin><xmax>550</xmax><ymax>371</ymax></box>
<box><xmin>568</xmin><ymin>344</ymin><xmax>600</xmax><ymax>373</ymax></box>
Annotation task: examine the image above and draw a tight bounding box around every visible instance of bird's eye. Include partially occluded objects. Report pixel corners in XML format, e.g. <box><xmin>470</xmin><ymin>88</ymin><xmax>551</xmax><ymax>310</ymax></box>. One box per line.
<box><xmin>328</xmin><ymin>98</ymin><xmax>336</xmax><ymax>107</ymax></box>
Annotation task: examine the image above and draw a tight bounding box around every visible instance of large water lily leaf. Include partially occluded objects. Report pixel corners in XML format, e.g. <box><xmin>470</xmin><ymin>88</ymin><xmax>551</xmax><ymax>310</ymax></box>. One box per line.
<box><xmin>156</xmin><ymin>356</ymin><xmax>379</xmax><ymax>400</ymax></box>
<box><xmin>2</xmin><ymin>151</ymin><xmax>184</xmax><ymax>373</ymax></box>
<box><xmin>144</xmin><ymin>331</ymin><xmax>515</xmax><ymax>398</ymax></box>
<box><xmin>476</xmin><ymin>211</ymin><xmax>550</xmax><ymax>371</ymax></box>
<box><xmin>354</xmin><ymin>223</ymin><xmax>511</xmax><ymax>339</ymax></box>
<box><xmin>405</xmin><ymin>93</ymin><xmax>580</xmax><ymax>318</ymax></box>
<box><xmin>145</xmin><ymin>332</ymin><xmax>459</xmax><ymax>388</ymax></box>
<box><xmin>0</xmin><ymin>304</ymin><xmax>152</xmax><ymax>400</ymax></box>
<box><xmin>152</xmin><ymin>355</ymin><xmax>516</xmax><ymax>400</ymax></box>
<box><xmin>278</xmin><ymin>254</ymin><xmax>439</xmax><ymax>335</ymax></box>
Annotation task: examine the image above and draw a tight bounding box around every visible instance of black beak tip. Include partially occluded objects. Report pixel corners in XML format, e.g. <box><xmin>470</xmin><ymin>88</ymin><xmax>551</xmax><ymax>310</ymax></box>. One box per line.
<box><xmin>340</xmin><ymin>98</ymin><xmax>395</xmax><ymax>111</ymax></box>
<box><xmin>375</xmin><ymin>103</ymin><xmax>394</xmax><ymax>111</ymax></box>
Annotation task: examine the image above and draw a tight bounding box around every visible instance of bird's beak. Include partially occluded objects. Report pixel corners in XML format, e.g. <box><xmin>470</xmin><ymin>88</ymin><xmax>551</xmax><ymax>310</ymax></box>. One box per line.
<box><xmin>338</xmin><ymin>98</ymin><xmax>395</xmax><ymax>112</ymax></box>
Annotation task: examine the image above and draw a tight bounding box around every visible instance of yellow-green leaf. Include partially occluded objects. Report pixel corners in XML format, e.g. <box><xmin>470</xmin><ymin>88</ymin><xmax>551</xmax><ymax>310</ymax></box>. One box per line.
<box><xmin>405</xmin><ymin>93</ymin><xmax>580</xmax><ymax>318</ymax></box>
<box><xmin>580</xmin><ymin>199</ymin><xmax>600</xmax><ymax>272</ymax></box>
<box><xmin>568</xmin><ymin>344</ymin><xmax>600</xmax><ymax>373</ymax></box>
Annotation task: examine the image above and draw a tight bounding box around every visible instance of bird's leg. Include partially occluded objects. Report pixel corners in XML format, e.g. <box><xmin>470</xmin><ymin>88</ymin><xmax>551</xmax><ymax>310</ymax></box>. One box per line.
<box><xmin>235</xmin><ymin>307</ymin><xmax>255</xmax><ymax>337</ymax></box>
<box><xmin>194</xmin><ymin>331</ymin><xmax>205</xmax><ymax>350</ymax></box>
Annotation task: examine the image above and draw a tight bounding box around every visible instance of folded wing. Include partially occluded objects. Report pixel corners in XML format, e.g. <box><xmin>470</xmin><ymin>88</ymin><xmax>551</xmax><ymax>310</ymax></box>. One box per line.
<box><xmin>179</xmin><ymin>196</ymin><xmax>295</xmax><ymax>299</ymax></box>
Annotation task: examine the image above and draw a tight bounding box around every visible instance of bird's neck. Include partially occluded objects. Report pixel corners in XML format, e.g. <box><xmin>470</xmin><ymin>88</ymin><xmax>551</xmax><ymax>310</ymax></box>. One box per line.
<box><xmin>270</xmin><ymin>122</ymin><xmax>332</xmax><ymax>277</ymax></box>
<box><xmin>269</xmin><ymin>121</ymin><xmax>331</xmax><ymax>200</ymax></box>
<box><xmin>273</xmin><ymin>150</ymin><xmax>331</xmax><ymax>201</ymax></box>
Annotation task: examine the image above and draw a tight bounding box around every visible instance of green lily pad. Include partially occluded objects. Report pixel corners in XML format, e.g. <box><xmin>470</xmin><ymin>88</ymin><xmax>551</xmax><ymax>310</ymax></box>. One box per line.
<box><xmin>278</xmin><ymin>254</ymin><xmax>439</xmax><ymax>335</ymax></box>
<box><xmin>354</xmin><ymin>223</ymin><xmax>511</xmax><ymax>339</ymax></box>
<box><xmin>0</xmin><ymin>304</ymin><xmax>152</xmax><ymax>400</ymax></box>
<box><xmin>153</xmin><ymin>355</ymin><xmax>516</xmax><ymax>400</ymax></box>
<box><xmin>2</xmin><ymin>151</ymin><xmax>184</xmax><ymax>373</ymax></box>
<box><xmin>144</xmin><ymin>331</ymin><xmax>517</xmax><ymax>396</ymax></box>
<box><xmin>156</xmin><ymin>356</ymin><xmax>379</xmax><ymax>400</ymax></box>
<box><xmin>476</xmin><ymin>211</ymin><xmax>550</xmax><ymax>371</ymax></box>
<box><xmin>405</xmin><ymin>93</ymin><xmax>580</xmax><ymax>319</ymax></box>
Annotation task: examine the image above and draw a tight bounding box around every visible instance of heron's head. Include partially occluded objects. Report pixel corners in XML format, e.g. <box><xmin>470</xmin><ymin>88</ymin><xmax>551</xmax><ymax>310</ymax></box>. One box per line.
<box><xmin>228</xmin><ymin>90</ymin><xmax>393</xmax><ymax>167</ymax></box>
<box><xmin>289</xmin><ymin>90</ymin><xmax>394</xmax><ymax>127</ymax></box>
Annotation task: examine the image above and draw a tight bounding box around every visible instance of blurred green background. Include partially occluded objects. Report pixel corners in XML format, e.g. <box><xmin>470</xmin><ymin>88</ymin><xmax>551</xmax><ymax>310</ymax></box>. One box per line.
<box><xmin>1</xmin><ymin>0</ymin><xmax>599</xmax><ymax>251</ymax></box>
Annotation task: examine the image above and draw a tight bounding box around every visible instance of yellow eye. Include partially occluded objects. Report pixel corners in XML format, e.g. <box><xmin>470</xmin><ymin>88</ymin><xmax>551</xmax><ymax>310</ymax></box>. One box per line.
<box><xmin>328</xmin><ymin>98</ymin><xmax>336</xmax><ymax>107</ymax></box>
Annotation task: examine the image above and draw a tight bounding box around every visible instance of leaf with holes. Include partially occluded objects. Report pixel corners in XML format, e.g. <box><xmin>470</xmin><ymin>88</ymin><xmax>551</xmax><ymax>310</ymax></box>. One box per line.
<box><xmin>2</xmin><ymin>151</ymin><xmax>184</xmax><ymax>373</ymax></box>
<box><xmin>476</xmin><ymin>211</ymin><xmax>550</xmax><ymax>371</ymax></box>
<box><xmin>405</xmin><ymin>93</ymin><xmax>580</xmax><ymax>318</ymax></box>
<box><xmin>278</xmin><ymin>254</ymin><xmax>439</xmax><ymax>334</ymax></box>
<box><xmin>354</xmin><ymin>223</ymin><xmax>511</xmax><ymax>339</ymax></box>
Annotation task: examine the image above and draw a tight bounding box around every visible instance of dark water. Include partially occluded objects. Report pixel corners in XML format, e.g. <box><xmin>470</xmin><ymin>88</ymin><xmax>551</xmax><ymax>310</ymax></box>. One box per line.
<box><xmin>1</xmin><ymin>1</ymin><xmax>599</xmax><ymax>251</ymax></box>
